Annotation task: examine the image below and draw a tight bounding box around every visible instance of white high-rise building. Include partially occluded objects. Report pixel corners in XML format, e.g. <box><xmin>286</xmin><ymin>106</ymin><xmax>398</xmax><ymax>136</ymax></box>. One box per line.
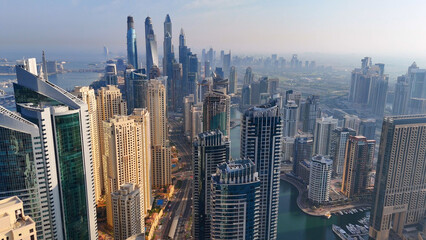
<box><xmin>313</xmin><ymin>117</ymin><xmax>338</xmax><ymax>156</ymax></box>
<box><xmin>241</xmin><ymin>100</ymin><xmax>282</xmax><ymax>240</ymax></box>
<box><xmin>112</xmin><ymin>183</ymin><xmax>144</xmax><ymax>240</ymax></box>
<box><xmin>308</xmin><ymin>155</ymin><xmax>333</xmax><ymax>204</ymax></box>
<box><xmin>283</xmin><ymin>100</ymin><xmax>299</xmax><ymax>137</ymax></box>
<box><xmin>0</xmin><ymin>106</ymin><xmax>59</xmax><ymax>239</ymax></box>
<box><xmin>183</xmin><ymin>94</ymin><xmax>195</xmax><ymax>137</ymax></box>
<box><xmin>14</xmin><ymin>62</ymin><xmax>97</xmax><ymax>239</ymax></box>
<box><xmin>193</xmin><ymin>130</ymin><xmax>230</xmax><ymax>239</ymax></box>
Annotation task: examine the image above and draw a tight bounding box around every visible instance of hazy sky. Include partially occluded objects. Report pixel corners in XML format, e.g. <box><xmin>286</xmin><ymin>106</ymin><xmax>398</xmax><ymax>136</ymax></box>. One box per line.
<box><xmin>1</xmin><ymin>0</ymin><xmax>426</xmax><ymax>64</ymax></box>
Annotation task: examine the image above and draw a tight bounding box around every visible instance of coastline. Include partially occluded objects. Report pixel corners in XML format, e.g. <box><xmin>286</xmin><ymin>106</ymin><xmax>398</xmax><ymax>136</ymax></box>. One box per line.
<box><xmin>280</xmin><ymin>174</ymin><xmax>371</xmax><ymax>217</ymax></box>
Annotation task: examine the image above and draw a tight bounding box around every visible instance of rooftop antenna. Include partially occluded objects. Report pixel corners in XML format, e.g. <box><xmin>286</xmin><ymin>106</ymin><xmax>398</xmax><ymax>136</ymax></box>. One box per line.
<box><xmin>42</xmin><ymin>50</ymin><xmax>48</xmax><ymax>81</ymax></box>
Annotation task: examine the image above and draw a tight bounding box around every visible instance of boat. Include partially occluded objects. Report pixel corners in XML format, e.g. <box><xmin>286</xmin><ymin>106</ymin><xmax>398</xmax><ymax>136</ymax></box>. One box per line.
<box><xmin>324</xmin><ymin>212</ymin><xmax>332</xmax><ymax>219</ymax></box>
<box><xmin>332</xmin><ymin>224</ymin><xmax>355</xmax><ymax>240</ymax></box>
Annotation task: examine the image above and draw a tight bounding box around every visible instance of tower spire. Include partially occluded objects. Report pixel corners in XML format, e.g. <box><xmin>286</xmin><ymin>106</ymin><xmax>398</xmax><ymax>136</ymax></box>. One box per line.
<box><xmin>42</xmin><ymin>50</ymin><xmax>48</xmax><ymax>81</ymax></box>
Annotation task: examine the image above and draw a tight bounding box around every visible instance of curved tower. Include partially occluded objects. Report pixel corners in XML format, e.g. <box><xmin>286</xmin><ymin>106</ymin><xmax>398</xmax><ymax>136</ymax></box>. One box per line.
<box><xmin>145</xmin><ymin>16</ymin><xmax>158</xmax><ymax>74</ymax></box>
<box><xmin>127</xmin><ymin>16</ymin><xmax>138</xmax><ymax>68</ymax></box>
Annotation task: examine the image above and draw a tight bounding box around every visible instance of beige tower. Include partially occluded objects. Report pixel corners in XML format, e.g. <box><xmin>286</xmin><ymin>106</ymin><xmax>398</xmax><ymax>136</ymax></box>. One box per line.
<box><xmin>112</xmin><ymin>183</ymin><xmax>144</xmax><ymax>240</ymax></box>
<box><xmin>0</xmin><ymin>196</ymin><xmax>37</xmax><ymax>240</ymax></box>
<box><xmin>369</xmin><ymin>115</ymin><xmax>426</xmax><ymax>240</ymax></box>
<box><xmin>72</xmin><ymin>86</ymin><xmax>102</xmax><ymax>202</ymax></box>
<box><xmin>103</xmin><ymin>116</ymin><xmax>145</xmax><ymax>227</ymax></box>
<box><xmin>129</xmin><ymin>108</ymin><xmax>153</xmax><ymax>214</ymax></box>
<box><xmin>147</xmin><ymin>80</ymin><xmax>171</xmax><ymax>187</ymax></box>
<box><xmin>96</xmin><ymin>85</ymin><xmax>127</xmax><ymax>193</ymax></box>
<box><xmin>341</xmin><ymin>136</ymin><xmax>375</xmax><ymax>198</ymax></box>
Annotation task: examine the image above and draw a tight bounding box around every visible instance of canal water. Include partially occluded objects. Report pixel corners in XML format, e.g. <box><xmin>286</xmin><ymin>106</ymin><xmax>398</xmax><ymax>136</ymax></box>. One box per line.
<box><xmin>230</xmin><ymin>107</ymin><xmax>369</xmax><ymax>240</ymax></box>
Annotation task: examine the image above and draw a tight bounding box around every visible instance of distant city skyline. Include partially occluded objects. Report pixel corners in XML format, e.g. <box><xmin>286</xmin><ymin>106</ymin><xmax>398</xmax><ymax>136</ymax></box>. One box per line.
<box><xmin>2</xmin><ymin>0</ymin><xmax>426</xmax><ymax>65</ymax></box>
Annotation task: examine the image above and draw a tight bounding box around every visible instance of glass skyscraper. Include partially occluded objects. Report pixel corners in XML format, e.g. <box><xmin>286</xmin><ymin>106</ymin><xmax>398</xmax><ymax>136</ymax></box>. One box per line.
<box><xmin>13</xmin><ymin>61</ymin><xmax>98</xmax><ymax>240</ymax></box>
<box><xmin>127</xmin><ymin>16</ymin><xmax>138</xmax><ymax>68</ymax></box>
<box><xmin>193</xmin><ymin>130</ymin><xmax>230</xmax><ymax>239</ymax></box>
<box><xmin>241</xmin><ymin>100</ymin><xmax>282</xmax><ymax>239</ymax></box>
<box><xmin>0</xmin><ymin>106</ymin><xmax>55</xmax><ymax>239</ymax></box>
<box><xmin>203</xmin><ymin>90</ymin><xmax>231</xmax><ymax>136</ymax></box>
<box><xmin>145</xmin><ymin>16</ymin><xmax>158</xmax><ymax>74</ymax></box>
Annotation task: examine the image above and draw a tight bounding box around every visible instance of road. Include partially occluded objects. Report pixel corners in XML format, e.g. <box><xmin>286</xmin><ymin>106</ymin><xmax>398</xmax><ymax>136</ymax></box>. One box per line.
<box><xmin>159</xmin><ymin>117</ymin><xmax>193</xmax><ymax>239</ymax></box>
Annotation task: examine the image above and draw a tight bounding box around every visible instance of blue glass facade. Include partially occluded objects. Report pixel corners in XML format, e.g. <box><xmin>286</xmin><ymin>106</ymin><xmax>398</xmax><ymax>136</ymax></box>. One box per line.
<box><xmin>54</xmin><ymin>112</ymin><xmax>89</xmax><ymax>240</ymax></box>
<box><xmin>193</xmin><ymin>130</ymin><xmax>230</xmax><ymax>239</ymax></box>
<box><xmin>241</xmin><ymin>100</ymin><xmax>282</xmax><ymax>240</ymax></box>
<box><xmin>127</xmin><ymin>28</ymin><xmax>138</xmax><ymax>68</ymax></box>
<box><xmin>0</xmin><ymin>126</ymin><xmax>43</xmax><ymax>236</ymax></box>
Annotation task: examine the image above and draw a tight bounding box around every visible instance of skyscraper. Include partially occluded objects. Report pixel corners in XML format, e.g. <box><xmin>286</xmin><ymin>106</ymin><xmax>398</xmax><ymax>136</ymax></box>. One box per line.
<box><xmin>369</xmin><ymin>115</ymin><xmax>426</xmax><ymax>240</ymax></box>
<box><xmin>0</xmin><ymin>106</ymin><xmax>59</xmax><ymax>239</ymax></box>
<box><xmin>13</xmin><ymin>62</ymin><xmax>97</xmax><ymax>239</ymax></box>
<box><xmin>96</xmin><ymin>85</ymin><xmax>127</xmax><ymax>192</ymax></box>
<box><xmin>313</xmin><ymin>117</ymin><xmax>338</xmax><ymax>156</ymax></box>
<box><xmin>112</xmin><ymin>183</ymin><xmax>144</xmax><ymax>240</ymax></box>
<box><xmin>210</xmin><ymin>159</ymin><xmax>260</xmax><ymax>240</ymax></box>
<box><xmin>241</xmin><ymin>100</ymin><xmax>282</xmax><ymax>239</ymax></box>
<box><xmin>105</xmin><ymin>64</ymin><xmax>118</xmax><ymax>85</ymax></box>
<box><xmin>103</xmin><ymin>116</ymin><xmax>146</xmax><ymax>228</ymax></box>
<box><xmin>129</xmin><ymin>108</ymin><xmax>152</xmax><ymax>214</ymax></box>
<box><xmin>72</xmin><ymin>86</ymin><xmax>102</xmax><ymax>202</ymax></box>
<box><xmin>203</xmin><ymin>90</ymin><xmax>231</xmax><ymax>136</ymax></box>
<box><xmin>299</xmin><ymin>95</ymin><xmax>320</xmax><ymax>133</ymax></box>
<box><xmin>408</xmin><ymin>98</ymin><xmax>426</xmax><ymax>114</ymax></box>
<box><xmin>222</xmin><ymin>51</ymin><xmax>231</xmax><ymax>78</ymax></box>
<box><xmin>244</xmin><ymin>67</ymin><xmax>254</xmax><ymax>85</ymax></box>
<box><xmin>193</xmin><ymin>130</ymin><xmax>230</xmax><ymax>239</ymax></box>
<box><xmin>183</xmin><ymin>94</ymin><xmax>195</xmax><ymax>137</ymax></box>
<box><xmin>147</xmin><ymin>80</ymin><xmax>171</xmax><ymax>187</ymax></box>
<box><xmin>283</xmin><ymin>100</ymin><xmax>299</xmax><ymax>137</ymax></box>
<box><xmin>329</xmin><ymin>127</ymin><xmax>356</xmax><ymax>176</ymax></box>
<box><xmin>127</xmin><ymin>16</ymin><xmax>138</xmax><ymax>68</ymax></box>
<box><xmin>341</xmin><ymin>136</ymin><xmax>375</xmax><ymax>198</ymax></box>
<box><xmin>163</xmin><ymin>14</ymin><xmax>174</xmax><ymax>79</ymax></box>
<box><xmin>408</xmin><ymin>66</ymin><xmax>426</xmax><ymax>99</ymax></box>
<box><xmin>190</xmin><ymin>103</ymin><xmax>203</xmax><ymax>142</ymax></box>
<box><xmin>125</xmin><ymin>68</ymin><xmax>149</xmax><ymax>114</ymax></box>
<box><xmin>145</xmin><ymin>16</ymin><xmax>158</xmax><ymax>74</ymax></box>
<box><xmin>348</xmin><ymin>57</ymin><xmax>389</xmax><ymax>116</ymax></box>
<box><xmin>392</xmin><ymin>75</ymin><xmax>410</xmax><ymax>115</ymax></box>
<box><xmin>187</xmin><ymin>54</ymin><xmax>199</xmax><ymax>98</ymax></box>
<box><xmin>171</xmin><ymin>62</ymin><xmax>183</xmax><ymax>111</ymax></box>
<box><xmin>229</xmin><ymin>66</ymin><xmax>237</xmax><ymax>94</ymax></box>
<box><xmin>292</xmin><ymin>134</ymin><xmax>314</xmax><ymax>178</ymax></box>
<box><xmin>359</xmin><ymin>118</ymin><xmax>376</xmax><ymax>140</ymax></box>
<box><xmin>179</xmin><ymin>28</ymin><xmax>189</xmax><ymax>96</ymax></box>
<box><xmin>369</xmin><ymin>72</ymin><xmax>389</xmax><ymax>116</ymax></box>
<box><xmin>308</xmin><ymin>155</ymin><xmax>333</xmax><ymax>205</ymax></box>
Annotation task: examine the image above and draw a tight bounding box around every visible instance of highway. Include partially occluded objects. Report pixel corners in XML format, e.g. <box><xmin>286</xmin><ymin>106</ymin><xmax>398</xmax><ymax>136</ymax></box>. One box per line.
<box><xmin>160</xmin><ymin>117</ymin><xmax>193</xmax><ymax>239</ymax></box>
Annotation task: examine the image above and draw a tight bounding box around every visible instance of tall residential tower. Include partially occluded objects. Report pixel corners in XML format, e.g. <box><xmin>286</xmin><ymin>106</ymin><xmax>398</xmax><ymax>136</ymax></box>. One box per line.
<box><xmin>241</xmin><ymin>100</ymin><xmax>282</xmax><ymax>239</ymax></box>
<box><xmin>369</xmin><ymin>115</ymin><xmax>426</xmax><ymax>240</ymax></box>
